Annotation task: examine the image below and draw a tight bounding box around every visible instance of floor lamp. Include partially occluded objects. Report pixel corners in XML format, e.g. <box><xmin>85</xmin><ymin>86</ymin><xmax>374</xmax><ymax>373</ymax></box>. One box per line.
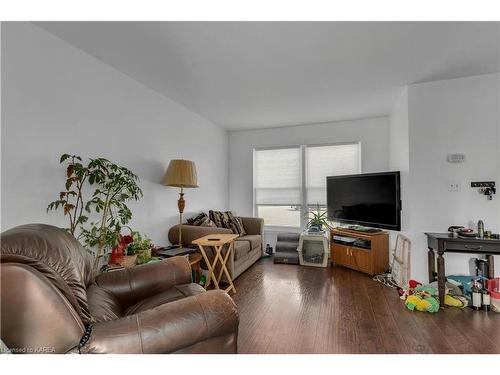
<box><xmin>164</xmin><ymin>159</ymin><xmax>198</xmax><ymax>248</ymax></box>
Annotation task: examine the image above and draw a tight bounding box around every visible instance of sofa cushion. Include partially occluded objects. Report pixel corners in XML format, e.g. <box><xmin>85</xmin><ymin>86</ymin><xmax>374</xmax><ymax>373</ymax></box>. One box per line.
<box><xmin>233</xmin><ymin>240</ymin><xmax>251</xmax><ymax>261</ymax></box>
<box><xmin>124</xmin><ymin>283</ymin><xmax>205</xmax><ymax>316</ymax></box>
<box><xmin>238</xmin><ymin>235</ymin><xmax>261</xmax><ymax>250</ymax></box>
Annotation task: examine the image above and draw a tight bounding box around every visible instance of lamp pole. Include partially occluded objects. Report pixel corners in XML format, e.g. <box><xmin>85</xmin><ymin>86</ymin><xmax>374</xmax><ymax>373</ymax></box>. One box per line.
<box><xmin>178</xmin><ymin>186</ymin><xmax>185</xmax><ymax>248</ymax></box>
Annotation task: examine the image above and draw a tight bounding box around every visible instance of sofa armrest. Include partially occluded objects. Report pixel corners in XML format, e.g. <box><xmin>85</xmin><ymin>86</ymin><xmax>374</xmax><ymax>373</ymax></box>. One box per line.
<box><xmin>239</xmin><ymin>217</ymin><xmax>264</xmax><ymax>236</ymax></box>
<box><xmin>169</xmin><ymin>224</ymin><xmax>233</xmax><ymax>246</ymax></box>
<box><xmin>95</xmin><ymin>256</ymin><xmax>191</xmax><ymax>309</ymax></box>
<box><xmin>80</xmin><ymin>290</ymin><xmax>239</xmax><ymax>354</ymax></box>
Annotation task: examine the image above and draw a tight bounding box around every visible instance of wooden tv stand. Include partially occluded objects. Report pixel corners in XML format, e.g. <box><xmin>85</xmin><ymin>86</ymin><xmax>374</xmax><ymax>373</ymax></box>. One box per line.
<box><xmin>330</xmin><ymin>228</ymin><xmax>389</xmax><ymax>275</ymax></box>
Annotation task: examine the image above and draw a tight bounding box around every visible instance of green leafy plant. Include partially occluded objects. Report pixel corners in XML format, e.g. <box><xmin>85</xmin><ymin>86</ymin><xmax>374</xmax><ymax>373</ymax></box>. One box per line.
<box><xmin>304</xmin><ymin>203</ymin><xmax>331</xmax><ymax>231</ymax></box>
<box><xmin>80</xmin><ymin>158</ymin><xmax>143</xmax><ymax>269</ymax></box>
<box><xmin>47</xmin><ymin>154</ymin><xmax>91</xmax><ymax>236</ymax></box>
<box><xmin>48</xmin><ymin>154</ymin><xmax>143</xmax><ymax>270</ymax></box>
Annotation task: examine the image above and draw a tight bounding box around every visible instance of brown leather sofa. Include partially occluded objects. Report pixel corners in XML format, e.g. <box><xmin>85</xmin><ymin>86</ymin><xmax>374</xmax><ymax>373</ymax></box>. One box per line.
<box><xmin>0</xmin><ymin>224</ymin><xmax>239</xmax><ymax>354</ymax></box>
<box><xmin>169</xmin><ymin>216</ymin><xmax>264</xmax><ymax>280</ymax></box>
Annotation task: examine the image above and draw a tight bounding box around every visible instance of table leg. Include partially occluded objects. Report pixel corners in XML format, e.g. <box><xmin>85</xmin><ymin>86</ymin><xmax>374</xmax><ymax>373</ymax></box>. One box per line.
<box><xmin>209</xmin><ymin>246</ymin><xmax>222</xmax><ymax>289</ymax></box>
<box><xmin>216</xmin><ymin>243</ymin><xmax>230</xmax><ymax>282</ymax></box>
<box><xmin>437</xmin><ymin>242</ymin><xmax>446</xmax><ymax>308</ymax></box>
<box><xmin>428</xmin><ymin>247</ymin><xmax>436</xmax><ymax>283</ymax></box>
<box><xmin>222</xmin><ymin>242</ymin><xmax>236</xmax><ymax>293</ymax></box>
<box><xmin>193</xmin><ymin>262</ymin><xmax>202</xmax><ymax>283</ymax></box>
<box><xmin>198</xmin><ymin>244</ymin><xmax>220</xmax><ymax>290</ymax></box>
<box><xmin>215</xmin><ymin>242</ymin><xmax>236</xmax><ymax>293</ymax></box>
<box><xmin>486</xmin><ymin>254</ymin><xmax>494</xmax><ymax>278</ymax></box>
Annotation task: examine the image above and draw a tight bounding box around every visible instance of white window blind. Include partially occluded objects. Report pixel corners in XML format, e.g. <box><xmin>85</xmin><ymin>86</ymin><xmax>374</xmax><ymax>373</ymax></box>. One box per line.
<box><xmin>254</xmin><ymin>147</ymin><xmax>301</xmax><ymax>205</ymax></box>
<box><xmin>306</xmin><ymin>143</ymin><xmax>360</xmax><ymax>205</ymax></box>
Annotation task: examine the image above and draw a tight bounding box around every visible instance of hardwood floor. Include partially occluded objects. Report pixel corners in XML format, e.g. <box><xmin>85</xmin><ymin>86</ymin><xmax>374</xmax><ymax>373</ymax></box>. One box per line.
<box><xmin>231</xmin><ymin>257</ymin><xmax>500</xmax><ymax>354</ymax></box>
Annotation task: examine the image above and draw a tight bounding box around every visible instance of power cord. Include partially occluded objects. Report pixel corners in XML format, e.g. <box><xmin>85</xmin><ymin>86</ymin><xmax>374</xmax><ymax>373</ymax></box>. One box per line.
<box><xmin>78</xmin><ymin>323</ymin><xmax>94</xmax><ymax>353</ymax></box>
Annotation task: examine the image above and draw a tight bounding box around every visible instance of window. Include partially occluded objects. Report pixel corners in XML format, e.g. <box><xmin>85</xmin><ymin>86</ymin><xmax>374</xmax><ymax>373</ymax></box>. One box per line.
<box><xmin>306</xmin><ymin>143</ymin><xmax>361</xmax><ymax>206</ymax></box>
<box><xmin>254</xmin><ymin>143</ymin><xmax>361</xmax><ymax>227</ymax></box>
<box><xmin>254</xmin><ymin>147</ymin><xmax>301</xmax><ymax>227</ymax></box>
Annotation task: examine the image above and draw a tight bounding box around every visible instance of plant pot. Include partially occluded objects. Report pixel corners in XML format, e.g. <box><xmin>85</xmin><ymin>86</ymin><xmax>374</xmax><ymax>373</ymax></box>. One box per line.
<box><xmin>120</xmin><ymin>254</ymin><xmax>138</xmax><ymax>268</ymax></box>
<box><xmin>308</xmin><ymin>224</ymin><xmax>322</xmax><ymax>233</ymax></box>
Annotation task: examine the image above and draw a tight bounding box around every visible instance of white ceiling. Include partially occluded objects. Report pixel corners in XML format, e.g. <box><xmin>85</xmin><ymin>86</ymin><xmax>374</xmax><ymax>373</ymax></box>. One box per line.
<box><xmin>36</xmin><ymin>22</ymin><xmax>500</xmax><ymax>130</ymax></box>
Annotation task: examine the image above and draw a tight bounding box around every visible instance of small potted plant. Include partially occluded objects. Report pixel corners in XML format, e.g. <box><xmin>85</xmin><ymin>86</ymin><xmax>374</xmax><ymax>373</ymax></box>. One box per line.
<box><xmin>108</xmin><ymin>231</ymin><xmax>134</xmax><ymax>265</ymax></box>
<box><xmin>125</xmin><ymin>231</ymin><xmax>153</xmax><ymax>265</ymax></box>
<box><xmin>304</xmin><ymin>203</ymin><xmax>331</xmax><ymax>233</ymax></box>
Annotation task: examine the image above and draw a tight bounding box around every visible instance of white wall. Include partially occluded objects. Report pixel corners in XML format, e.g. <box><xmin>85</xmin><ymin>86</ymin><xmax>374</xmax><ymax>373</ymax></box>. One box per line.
<box><xmin>388</xmin><ymin>88</ymin><xmax>409</xmax><ymax>174</ymax></box>
<box><xmin>1</xmin><ymin>22</ymin><xmax>229</xmax><ymax>245</ymax></box>
<box><xmin>387</xmin><ymin>87</ymin><xmax>410</xmax><ymax>254</ymax></box>
<box><xmin>406</xmin><ymin>73</ymin><xmax>500</xmax><ymax>281</ymax></box>
<box><xmin>228</xmin><ymin>117</ymin><xmax>390</xmax><ymax>247</ymax></box>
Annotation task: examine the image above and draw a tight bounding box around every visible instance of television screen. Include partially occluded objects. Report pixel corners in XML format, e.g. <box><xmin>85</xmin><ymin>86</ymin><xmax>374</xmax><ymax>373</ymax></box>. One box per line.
<box><xmin>327</xmin><ymin>171</ymin><xmax>401</xmax><ymax>231</ymax></box>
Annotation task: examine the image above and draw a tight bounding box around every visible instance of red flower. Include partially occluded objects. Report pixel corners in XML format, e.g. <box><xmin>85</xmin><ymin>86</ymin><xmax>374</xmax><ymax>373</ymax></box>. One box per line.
<box><xmin>122</xmin><ymin>235</ymin><xmax>134</xmax><ymax>245</ymax></box>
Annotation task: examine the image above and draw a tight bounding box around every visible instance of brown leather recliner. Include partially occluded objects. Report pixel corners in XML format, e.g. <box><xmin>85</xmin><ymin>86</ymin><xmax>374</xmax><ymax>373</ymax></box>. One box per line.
<box><xmin>0</xmin><ymin>224</ymin><xmax>239</xmax><ymax>354</ymax></box>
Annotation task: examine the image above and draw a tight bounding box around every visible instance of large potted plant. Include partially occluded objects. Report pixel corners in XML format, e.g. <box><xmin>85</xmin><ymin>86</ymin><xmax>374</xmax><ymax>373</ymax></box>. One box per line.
<box><xmin>48</xmin><ymin>154</ymin><xmax>143</xmax><ymax>271</ymax></box>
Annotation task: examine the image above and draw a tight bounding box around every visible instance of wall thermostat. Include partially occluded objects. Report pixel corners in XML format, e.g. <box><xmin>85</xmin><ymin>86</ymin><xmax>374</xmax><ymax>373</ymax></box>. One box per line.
<box><xmin>447</xmin><ymin>153</ymin><xmax>466</xmax><ymax>163</ymax></box>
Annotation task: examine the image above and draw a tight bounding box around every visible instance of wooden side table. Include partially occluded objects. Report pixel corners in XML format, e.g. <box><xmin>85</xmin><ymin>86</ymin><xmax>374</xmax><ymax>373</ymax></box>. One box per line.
<box><xmin>192</xmin><ymin>233</ymin><xmax>239</xmax><ymax>294</ymax></box>
<box><xmin>426</xmin><ymin>232</ymin><xmax>499</xmax><ymax>307</ymax></box>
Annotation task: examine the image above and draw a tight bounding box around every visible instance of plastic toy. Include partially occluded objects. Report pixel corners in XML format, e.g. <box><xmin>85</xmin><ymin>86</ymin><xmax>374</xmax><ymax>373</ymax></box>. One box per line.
<box><xmin>414</xmin><ymin>285</ymin><xmax>437</xmax><ymax>296</ymax></box>
<box><xmin>405</xmin><ymin>294</ymin><xmax>440</xmax><ymax>313</ymax></box>
<box><xmin>408</xmin><ymin>279</ymin><xmax>422</xmax><ymax>289</ymax></box>
<box><xmin>445</xmin><ymin>294</ymin><xmax>467</xmax><ymax>308</ymax></box>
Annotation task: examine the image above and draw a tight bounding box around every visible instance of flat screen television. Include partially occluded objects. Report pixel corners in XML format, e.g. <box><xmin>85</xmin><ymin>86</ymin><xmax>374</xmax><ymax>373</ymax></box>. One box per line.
<box><xmin>327</xmin><ymin>171</ymin><xmax>401</xmax><ymax>231</ymax></box>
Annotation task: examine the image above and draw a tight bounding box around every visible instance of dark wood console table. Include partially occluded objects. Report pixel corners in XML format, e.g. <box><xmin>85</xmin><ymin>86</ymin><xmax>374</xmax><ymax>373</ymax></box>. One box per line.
<box><xmin>425</xmin><ymin>232</ymin><xmax>499</xmax><ymax>307</ymax></box>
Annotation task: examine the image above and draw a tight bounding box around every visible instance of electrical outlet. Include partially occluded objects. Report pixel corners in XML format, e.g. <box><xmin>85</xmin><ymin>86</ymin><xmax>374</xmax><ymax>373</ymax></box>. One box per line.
<box><xmin>448</xmin><ymin>182</ymin><xmax>461</xmax><ymax>192</ymax></box>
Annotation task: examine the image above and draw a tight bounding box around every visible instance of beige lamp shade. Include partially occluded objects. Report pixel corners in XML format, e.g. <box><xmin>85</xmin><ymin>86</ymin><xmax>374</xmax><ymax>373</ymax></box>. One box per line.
<box><xmin>163</xmin><ymin>159</ymin><xmax>198</xmax><ymax>188</ymax></box>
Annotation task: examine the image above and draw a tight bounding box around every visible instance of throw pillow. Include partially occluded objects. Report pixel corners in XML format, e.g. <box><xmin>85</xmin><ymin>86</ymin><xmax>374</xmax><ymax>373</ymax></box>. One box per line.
<box><xmin>187</xmin><ymin>212</ymin><xmax>209</xmax><ymax>226</ymax></box>
<box><xmin>200</xmin><ymin>217</ymin><xmax>217</xmax><ymax>227</ymax></box>
<box><xmin>209</xmin><ymin>210</ymin><xmax>246</xmax><ymax>236</ymax></box>
<box><xmin>226</xmin><ymin>211</ymin><xmax>247</xmax><ymax>236</ymax></box>
<box><xmin>209</xmin><ymin>210</ymin><xmax>228</xmax><ymax>228</ymax></box>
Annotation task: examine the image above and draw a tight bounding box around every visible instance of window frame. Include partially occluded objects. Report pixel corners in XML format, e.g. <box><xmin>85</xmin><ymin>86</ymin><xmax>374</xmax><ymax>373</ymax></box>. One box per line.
<box><xmin>253</xmin><ymin>141</ymin><xmax>362</xmax><ymax>230</ymax></box>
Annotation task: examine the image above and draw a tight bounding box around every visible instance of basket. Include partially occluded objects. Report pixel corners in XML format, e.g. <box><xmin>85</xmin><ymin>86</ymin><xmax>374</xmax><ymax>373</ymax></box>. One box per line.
<box><xmin>121</xmin><ymin>254</ymin><xmax>138</xmax><ymax>268</ymax></box>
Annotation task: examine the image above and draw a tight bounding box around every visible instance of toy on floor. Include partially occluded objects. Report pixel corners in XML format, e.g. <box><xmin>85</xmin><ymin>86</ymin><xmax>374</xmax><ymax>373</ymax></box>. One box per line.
<box><xmin>414</xmin><ymin>284</ymin><xmax>437</xmax><ymax>296</ymax></box>
<box><xmin>402</xmin><ymin>278</ymin><xmax>468</xmax><ymax>312</ymax></box>
<box><xmin>398</xmin><ymin>279</ymin><xmax>423</xmax><ymax>300</ymax></box>
<box><xmin>401</xmin><ymin>279</ymin><xmax>440</xmax><ymax>313</ymax></box>
<box><xmin>444</xmin><ymin>294</ymin><xmax>468</xmax><ymax>308</ymax></box>
<box><xmin>405</xmin><ymin>294</ymin><xmax>440</xmax><ymax>313</ymax></box>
